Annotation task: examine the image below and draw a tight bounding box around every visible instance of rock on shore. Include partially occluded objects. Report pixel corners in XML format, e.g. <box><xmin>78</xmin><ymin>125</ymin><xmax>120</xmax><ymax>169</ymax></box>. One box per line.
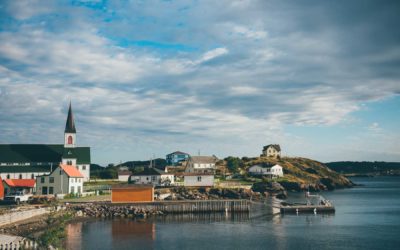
<box><xmin>68</xmin><ymin>204</ymin><xmax>164</xmax><ymax>219</ymax></box>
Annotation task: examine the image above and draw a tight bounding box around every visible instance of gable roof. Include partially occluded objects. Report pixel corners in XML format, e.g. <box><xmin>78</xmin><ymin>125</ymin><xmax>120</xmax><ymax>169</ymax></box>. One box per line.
<box><xmin>60</xmin><ymin>164</ymin><xmax>84</xmax><ymax>178</ymax></box>
<box><xmin>4</xmin><ymin>179</ymin><xmax>36</xmax><ymax>188</ymax></box>
<box><xmin>118</xmin><ymin>170</ymin><xmax>132</xmax><ymax>176</ymax></box>
<box><xmin>65</xmin><ymin>102</ymin><xmax>76</xmax><ymax>133</ymax></box>
<box><xmin>167</xmin><ymin>151</ymin><xmax>189</xmax><ymax>156</ymax></box>
<box><xmin>131</xmin><ymin>167</ymin><xmax>168</xmax><ymax>176</ymax></box>
<box><xmin>0</xmin><ymin>144</ymin><xmax>91</xmax><ymax>164</ymax></box>
<box><xmin>263</xmin><ymin>144</ymin><xmax>281</xmax><ymax>152</ymax></box>
<box><xmin>0</xmin><ymin>165</ymin><xmax>52</xmax><ymax>173</ymax></box>
<box><xmin>62</xmin><ymin>147</ymin><xmax>91</xmax><ymax>164</ymax></box>
<box><xmin>189</xmin><ymin>156</ymin><xmax>217</xmax><ymax>164</ymax></box>
<box><xmin>0</xmin><ymin>144</ymin><xmax>64</xmax><ymax>163</ymax></box>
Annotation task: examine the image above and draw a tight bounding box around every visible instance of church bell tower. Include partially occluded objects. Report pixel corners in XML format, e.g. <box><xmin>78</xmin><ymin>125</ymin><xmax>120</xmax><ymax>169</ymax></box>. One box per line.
<box><xmin>64</xmin><ymin>102</ymin><xmax>77</xmax><ymax>148</ymax></box>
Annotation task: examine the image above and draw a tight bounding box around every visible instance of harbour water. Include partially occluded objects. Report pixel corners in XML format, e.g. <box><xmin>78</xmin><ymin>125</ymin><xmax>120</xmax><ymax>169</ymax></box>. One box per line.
<box><xmin>64</xmin><ymin>177</ymin><xmax>400</xmax><ymax>250</ymax></box>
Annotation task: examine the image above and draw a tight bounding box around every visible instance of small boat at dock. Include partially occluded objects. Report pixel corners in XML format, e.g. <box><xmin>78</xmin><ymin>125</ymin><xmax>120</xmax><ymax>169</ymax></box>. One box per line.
<box><xmin>280</xmin><ymin>192</ymin><xmax>335</xmax><ymax>214</ymax></box>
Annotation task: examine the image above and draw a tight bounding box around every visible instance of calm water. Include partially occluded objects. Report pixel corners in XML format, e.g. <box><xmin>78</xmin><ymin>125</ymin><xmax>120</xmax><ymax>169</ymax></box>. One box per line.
<box><xmin>65</xmin><ymin>177</ymin><xmax>400</xmax><ymax>250</ymax></box>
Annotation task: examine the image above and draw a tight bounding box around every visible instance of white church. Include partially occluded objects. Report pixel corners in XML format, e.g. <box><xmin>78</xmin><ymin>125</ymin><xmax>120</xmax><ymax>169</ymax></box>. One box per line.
<box><xmin>0</xmin><ymin>103</ymin><xmax>91</xmax><ymax>181</ymax></box>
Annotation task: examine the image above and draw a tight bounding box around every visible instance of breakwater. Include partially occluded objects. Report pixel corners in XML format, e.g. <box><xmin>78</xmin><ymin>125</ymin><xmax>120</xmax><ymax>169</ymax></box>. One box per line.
<box><xmin>69</xmin><ymin>200</ymin><xmax>250</xmax><ymax>218</ymax></box>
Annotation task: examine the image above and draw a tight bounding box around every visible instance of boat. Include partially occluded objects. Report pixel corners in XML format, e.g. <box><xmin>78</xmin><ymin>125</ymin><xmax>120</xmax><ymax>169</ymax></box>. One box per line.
<box><xmin>280</xmin><ymin>192</ymin><xmax>335</xmax><ymax>214</ymax></box>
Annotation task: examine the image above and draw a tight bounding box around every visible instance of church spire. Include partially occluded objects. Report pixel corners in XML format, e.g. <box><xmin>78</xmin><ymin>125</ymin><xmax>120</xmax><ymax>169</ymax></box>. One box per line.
<box><xmin>65</xmin><ymin>102</ymin><xmax>76</xmax><ymax>133</ymax></box>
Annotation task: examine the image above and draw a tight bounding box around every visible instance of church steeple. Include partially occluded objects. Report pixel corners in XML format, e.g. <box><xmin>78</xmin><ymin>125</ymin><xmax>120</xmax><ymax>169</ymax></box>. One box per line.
<box><xmin>65</xmin><ymin>102</ymin><xmax>76</xmax><ymax>133</ymax></box>
<box><xmin>64</xmin><ymin>102</ymin><xmax>77</xmax><ymax>148</ymax></box>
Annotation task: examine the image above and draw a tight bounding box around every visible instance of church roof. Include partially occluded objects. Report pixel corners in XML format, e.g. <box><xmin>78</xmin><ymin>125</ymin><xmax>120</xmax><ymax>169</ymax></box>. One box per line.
<box><xmin>0</xmin><ymin>165</ymin><xmax>52</xmax><ymax>173</ymax></box>
<box><xmin>0</xmin><ymin>144</ymin><xmax>91</xmax><ymax>164</ymax></box>
<box><xmin>65</xmin><ymin>103</ymin><xmax>76</xmax><ymax>133</ymax></box>
<box><xmin>62</xmin><ymin>147</ymin><xmax>91</xmax><ymax>163</ymax></box>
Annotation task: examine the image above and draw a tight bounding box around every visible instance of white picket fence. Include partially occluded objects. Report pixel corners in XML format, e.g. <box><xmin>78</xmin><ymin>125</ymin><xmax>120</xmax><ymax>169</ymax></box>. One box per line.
<box><xmin>0</xmin><ymin>207</ymin><xmax>50</xmax><ymax>227</ymax></box>
<box><xmin>0</xmin><ymin>234</ymin><xmax>38</xmax><ymax>249</ymax></box>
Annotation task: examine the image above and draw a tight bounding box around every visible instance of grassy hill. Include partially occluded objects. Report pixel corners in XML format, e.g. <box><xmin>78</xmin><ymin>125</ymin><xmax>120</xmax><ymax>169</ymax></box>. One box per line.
<box><xmin>242</xmin><ymin>157</ymin><xmax>354</xmax><ymax>190</ymax></box>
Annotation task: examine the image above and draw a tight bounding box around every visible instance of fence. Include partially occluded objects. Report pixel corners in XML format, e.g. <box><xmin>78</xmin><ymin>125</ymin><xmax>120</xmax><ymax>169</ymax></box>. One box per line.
<box><xmin>0</xmin><ymin>234</ymin><xmax>37</xmax><ymax>250</ymax></box>
<box><xmin>83</xmin><ymin>184</ymin><xmax>111</xmax><ymax>192</ymax></box>
<box><xmin>0</xmin><ymin>207</ymin><xmax>50</xmax><ymax>227</ymax></box>
<box><xmin>215</xmin><ymin>181</ymin><xmax>252</xmax><ymax>189</ymax></box>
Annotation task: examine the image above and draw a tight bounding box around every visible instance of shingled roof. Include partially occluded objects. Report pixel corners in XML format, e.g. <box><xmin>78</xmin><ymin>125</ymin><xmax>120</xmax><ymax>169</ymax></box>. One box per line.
<box><xmin>189</xmin><ymin>156</ymin><xmax>217</xmax><ymax>164</ymax></box>
<box><xmin>131</xmin><ymin>168</ymin><xmax>167</xmax><ymax>176</ymax></box>
<box><xmin>4</xmin><ymin>179</ymin><xmax>36</xmax><ymax>188</ymax></box>
<box><xmin>263</xmin><ymin>144</ymin><xmax>281</xmax><ymax>152</ymax></box>
<box><xmin>65</xmin><ymin>102</ymin><xmax>76</xmax><ymax>133</ymax></box>
<box><xmin>0</xmin><ymin>144</ymin><xmax>90</xmax><ymax>164</ymax></box>
<box><xmin>60</xmin><ymin>164</ymin><xmax>84</xmax><ymax>178</ymax></box>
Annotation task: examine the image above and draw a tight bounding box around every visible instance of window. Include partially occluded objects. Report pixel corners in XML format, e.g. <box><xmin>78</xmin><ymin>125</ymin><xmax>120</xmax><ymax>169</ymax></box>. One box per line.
<box><xmin>151</xmin><ymin>176</ymin><xmax>156</xmax><ymax>181</ymax></box>
<box><xmin>31</xmin><ymin>174</ymin><xmax>35</xmax><ymax>179</ymax></box>
<box><xmin>68</xmin><ymin>135</ymin><xmax>73</xmax><ymax>144</ymax></box>
<box><xmin>19</xmin><ymin>174</ymin><xmax>22</xmax><ymax>179</ymax></box>
<box><xmin>71</xmin><ymin>186</ymin><xmax>75</xmax><ymax>194</ymax></box>
<box><xmin>71</xmin><ymin>178</ymin><xmax>74</xmax><ymax>183</ymax></box>
<box><xmin>41</xmin><ymin>177</ymin><xmax>45</xmax><ymax>183</ymax></box>
<box><xmin>6</xmin><ymin>174</ymin><xmax>10</xmax><ymax>179</ymax></box>
<box><xmin>67</xmin><ymin>160</ymin><xmax>72</xmax><ymax>165</ymax></box>
<box><xmin>78</xmin><ymin>186</ymin><xmax>81</xmax><ymax>194</ymax></box>
<box><xmin>49</xmin><ymin>187</ymin><xmax>54</xmax><ymax>194</ymax></box>
<box><xmin>82</xmin><ymin>165</ymin><xmax>86</xmax><ymax>170</ymax></box>
<box><xmin>197</xmin><ymin>176</ymin><xmax>202</xmax><ymax>182</ymax></box>
<box><xmin>49</xmin><ymin>177</ymin><xmax>54</xmax><ymax>183</ymax></box>
<box><xmin>42</xmin><ymin>187</ymin><xmax>48</xmax><ymax>195</ymax></box>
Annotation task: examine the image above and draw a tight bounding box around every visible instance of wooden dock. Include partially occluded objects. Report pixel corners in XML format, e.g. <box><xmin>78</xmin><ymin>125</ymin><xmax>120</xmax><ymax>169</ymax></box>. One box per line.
<box><xmin>280</xmin><ymin>204</ymin><xmax>335</xmax><ymax>214</ymax></box>
<box><xmin>97</xmin><ymin>199</ymin><xmax>251</xmax><ymax>213</ymax></box>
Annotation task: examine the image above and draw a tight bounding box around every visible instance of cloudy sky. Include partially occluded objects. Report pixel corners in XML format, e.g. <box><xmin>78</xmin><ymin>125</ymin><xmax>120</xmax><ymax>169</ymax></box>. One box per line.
<box><xmin>1</xmin><ymin>0</ymin><xmax>399</xmax><ymax>165</ymax></box>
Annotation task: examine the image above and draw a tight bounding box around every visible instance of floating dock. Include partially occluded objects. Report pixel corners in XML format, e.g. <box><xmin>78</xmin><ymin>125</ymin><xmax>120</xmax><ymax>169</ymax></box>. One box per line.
<box><xmin>280</xmin><ymin>192</ymin><xmax>335</xmax><ymax>214</ymax></box>
<box><xmin>280</xmin><ymin>204</ymin><xmax>335</xmax><ymax>214</ymax></box>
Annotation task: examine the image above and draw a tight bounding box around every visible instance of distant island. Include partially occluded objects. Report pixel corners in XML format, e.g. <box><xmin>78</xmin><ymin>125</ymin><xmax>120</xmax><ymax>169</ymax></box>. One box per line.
<box><xmin>326</xmin><ymin>161</ymin><xmax>400</xmax><ymax>177</ymax></box>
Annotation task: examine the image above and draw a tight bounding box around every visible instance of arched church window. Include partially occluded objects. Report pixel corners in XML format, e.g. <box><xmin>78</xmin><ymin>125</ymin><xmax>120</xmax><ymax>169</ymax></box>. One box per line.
<box><xmin>68</xmin><ymin>135</ymin><xmax>73</xmax><ymax>144</ymax></box>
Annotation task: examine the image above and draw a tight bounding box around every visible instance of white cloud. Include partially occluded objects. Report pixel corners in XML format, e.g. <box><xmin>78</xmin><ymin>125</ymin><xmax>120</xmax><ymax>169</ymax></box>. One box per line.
<box><xmin>1</xmin><ymin>0</ymin><xmax>400</xmax><ymax>162</ymax></box>
<box><xmin>198</xmin><ymin>47</ymin><xmax>229</xmax><ymax>63</ymax></box>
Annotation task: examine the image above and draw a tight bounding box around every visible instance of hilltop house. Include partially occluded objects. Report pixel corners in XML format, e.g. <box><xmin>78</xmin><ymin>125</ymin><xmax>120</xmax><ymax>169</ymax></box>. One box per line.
<box><xmin>261</xmin><ymin>144</ymin><xmax>281</xmax><ymax>159</ymax></box>
<box><xmin>0</xmin><ymin>103</ymin><xmax>91</xmax><ymax>181</ymax></box>
<box><xmin>130</xmin><ymin>168</ymin><xmax>174</xmax><ymax>186</ymax></box>
<box><xmin>248</xmin><ymin>164</ymin><xmax>284</xmax><ymax>178</ymax></box>
<box><xmin>166</xmin><ymin>151</ymin><xmax>190</xmax><ymax>165</ymax></box>
<box><xmin>35</xmin><ymin>164</ymin><xmax>84</xmax><ymax>196</ymax></box>
<box><xmin>184</xmin><ymin>156</ymin><xmax>217</xmax><ymax>187</ymax></box>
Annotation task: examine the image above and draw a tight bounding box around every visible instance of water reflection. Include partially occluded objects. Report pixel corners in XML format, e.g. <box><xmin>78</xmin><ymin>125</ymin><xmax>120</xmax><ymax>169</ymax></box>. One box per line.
<box><xmin>65</xmin><ymin>222</ymin><xmax>83</xmax><ymax>250</ymax></box>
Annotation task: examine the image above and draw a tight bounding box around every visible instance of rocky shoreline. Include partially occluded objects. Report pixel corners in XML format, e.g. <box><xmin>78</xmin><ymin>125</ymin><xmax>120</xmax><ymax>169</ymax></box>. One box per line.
<box><xmin>68</xmin><ymin>204</ymin><xmax>164</xmax><ymax>219</ymax></box>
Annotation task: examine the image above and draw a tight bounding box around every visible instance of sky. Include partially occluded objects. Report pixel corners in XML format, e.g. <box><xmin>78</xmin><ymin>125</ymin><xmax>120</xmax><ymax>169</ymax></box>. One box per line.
<box><xmin>0</xmin><ymin>0</ymin><xmax>399</xmax><ymax>165</ymax></box>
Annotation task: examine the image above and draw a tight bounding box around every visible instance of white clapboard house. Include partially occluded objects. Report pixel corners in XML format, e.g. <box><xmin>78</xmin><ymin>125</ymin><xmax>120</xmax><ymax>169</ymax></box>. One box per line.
<box><xmin>36</xmin><ymin>164</ymin><xmax>84</xmax><ymax>196</ymax></box>
<box><xmin>184</xmin><ymin>156</ymin><xmax>217</xmax><ymax>187</ymax></box>
<box><xmin>248</xmin><ymin>164</ymin><xmax>284</xmax><ymax>178</ymax></box>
